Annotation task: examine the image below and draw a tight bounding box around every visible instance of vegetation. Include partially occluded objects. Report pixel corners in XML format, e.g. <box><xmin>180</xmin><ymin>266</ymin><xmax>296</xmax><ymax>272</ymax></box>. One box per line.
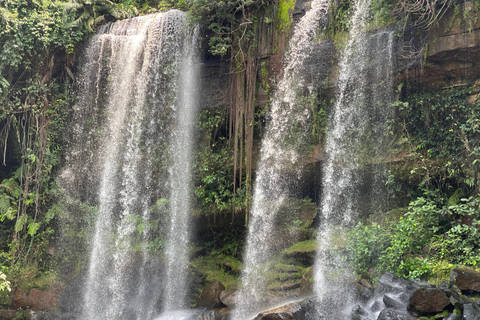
<box><xmin>343</xmin><ymin>83</ymin><xmax>480</xmax><ymax>283</ymax></box>
<box><xmin>0</xmin><ymin>0</ymin><xmax>135</xmax><ymax>304</ymax></box>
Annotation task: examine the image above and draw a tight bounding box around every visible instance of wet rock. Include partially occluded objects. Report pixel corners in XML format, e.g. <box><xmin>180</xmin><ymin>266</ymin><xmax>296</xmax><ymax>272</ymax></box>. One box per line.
<box><xmin>370</xmin><ymin>300</ymin><xmax>383</xmax><ymax>313</ymax></box>
<box><xmin>377</xmin><ymin>308</ymin><xmax>414</xmax><ymax>320</ymax></box>
<box><xmin>444</xmin><ymin>312</ymin><xmax>461</xmax><ymax>320</ymax></box>
<box><xmin>375</xmin><ymin>273</ymin><xmax>428</xmax><ymax>296</ymax></box>
<box><xmin>197</xmin><ymin>281</ymin><xmax>226</xmax><ymax>309</ymax></box>
<box><xmin>351</xmin><ymin>304</ymin><xmax>369</xmax><ymax>320</ymax></box>
<box><xmin>253</xmin><ymin>298</ymin><xmax>316</xmax><ymax>320</ymax></box>
<box><xmin>0</xmin><ymin>310</ymin><xmax>17</xmax><ymax>319</ymax></box>
<box><xmin>219</xmin><ymin>291</ymin><xmax>236</xmax><ymax>308</ymax></box>
<box><xmin>451</xmin><ymin>268</ymin><xmax>480</xmax><ymax>293</ymax></box>
<box><xmin>384</xmin><ymin>293</ymin><xmax>405</xmax><ymax>309</ymax></box>
<box><xmin>270</xmin><ymin>282</ymin><xmax>302</xmax><ymax>292</ymax></box>
<box><xmin>463</xmin><ymin>303</ymin><xmax>480</xmax><ymax>320</ymax></box>
<box><xmin>13</xmin><ymin>288</ymin><xmax>60</xmax><ymax>311</ymax></box>
<box><xmin>300</xmin><ymin>267</ymin><xmax>314</xmax><ymax>296</ymax></box>
<box><xmin>408</xmin><ymin>288</ymin><xmax>451</xmax><ymax>314</ymax></box>
<box><xmin>355</xmin><ymin>280</ymin><xmax>374</xmax><ymax>303</ymax></box>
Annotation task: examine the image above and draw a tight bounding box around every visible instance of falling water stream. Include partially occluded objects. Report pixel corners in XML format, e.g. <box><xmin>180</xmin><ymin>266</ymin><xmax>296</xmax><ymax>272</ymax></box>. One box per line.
<box><xmin>314</xmin><ymin>0</ymin><xmax>394</xmax><ymax>316</ymax></box>
<box><xmin>233</xmin><ymin>1</ymin><xmax>330</xmax><ymax>318</ymax></box>
<box><xmin>61</xmin><ymin>10</ymin><xmax>199</xmax><ymax>320</ymax></box>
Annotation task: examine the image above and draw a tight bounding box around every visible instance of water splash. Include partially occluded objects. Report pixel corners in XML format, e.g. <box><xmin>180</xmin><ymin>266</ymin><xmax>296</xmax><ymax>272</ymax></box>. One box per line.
<box><xmin>60</xmin><ymin>10</ymin><xmax>199</xmax><ymax>320</ymax></box>
<box><xmin>232</xmin><ymin>1</ymin><xmax>330</xmax><ymax>318</ymax></box>
<box><xmin>314</xmin><ymin>0</ymin><xmax>394</xmax><ymax>316</ymax></box>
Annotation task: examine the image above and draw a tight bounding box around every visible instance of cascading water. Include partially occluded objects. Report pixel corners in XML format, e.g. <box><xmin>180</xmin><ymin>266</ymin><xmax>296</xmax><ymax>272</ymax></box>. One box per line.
<box><xmin>314</xmin><ymin>0</ymin><xmax>394</xmax><ymax>316</ymax></box>
<box><xmin>60</xmin><ymin>10</ymin><xmax>199</xmax><ymax>320</ymax></box>
<box><xmin>161</xmin><ymin>19</ymin><xmax>199</xmax><ymax>316</ymax></box>
<box><xmin>232</xmin><ymin>1</ymin><xmax>330</xmax><ymax>319</ymax></box>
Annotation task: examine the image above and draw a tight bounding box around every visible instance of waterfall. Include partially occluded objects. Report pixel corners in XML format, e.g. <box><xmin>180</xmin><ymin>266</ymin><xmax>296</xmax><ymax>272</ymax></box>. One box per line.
<box><xmin>162</xmin><ymin>17</ymin><xmax>200</xmax><ymax>315</ymax></box>
<box><xmin>314</xmin><ymin>0</ymin><xmax>394</xmax><ymax>316</ymax></box>
<box><xmin>232</xmin><ymin>1</ymin><xmax>330</xmax><ymax>318</ymax></box>
<box><xmin>60</xmin><ymin>10</ymin><xmax>199</xmax><ymax>320</ymax></box>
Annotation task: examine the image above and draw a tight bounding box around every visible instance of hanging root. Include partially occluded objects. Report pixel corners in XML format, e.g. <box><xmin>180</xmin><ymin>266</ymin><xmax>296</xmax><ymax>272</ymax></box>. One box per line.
<box><xmin>393</xmin><ymin>0</ymin><xmax>452</xmax><ymax>30</ymax></box>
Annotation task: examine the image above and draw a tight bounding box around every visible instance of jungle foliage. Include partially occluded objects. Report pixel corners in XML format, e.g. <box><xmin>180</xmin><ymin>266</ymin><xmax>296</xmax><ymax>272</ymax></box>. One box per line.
<box><xmin>343</xmin><ymin>83</ymin><xmax>480</xmax><ymax>282</ymax></box>
<box><xmin>0</xmin><ymin>0</ymin><xmax>135</xmax><ymax>295</ymax></box>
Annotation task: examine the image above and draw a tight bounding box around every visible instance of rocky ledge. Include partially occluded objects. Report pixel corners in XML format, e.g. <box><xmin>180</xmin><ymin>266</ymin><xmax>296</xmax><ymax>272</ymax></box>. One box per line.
<box><xmin>254</xmin><ymin>268</ymin><xmax>480</xmax><ymax>320</ymax></box>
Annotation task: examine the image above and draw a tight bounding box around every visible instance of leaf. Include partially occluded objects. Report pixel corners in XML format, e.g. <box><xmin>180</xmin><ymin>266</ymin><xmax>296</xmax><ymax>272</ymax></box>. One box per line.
<box><xmin>15</xmin><ymin>214</ymin><xmax>27</xmax><ymax>233</ymax></box>
<box><xmin>45</xmin><ymin>203</ymin><xmax>62</xmax><ymax>223</ymax></box>
<box><xmin>27</xmin><ymin>222</ymin><xmax>41</xmax><ymax>237</ymax></box>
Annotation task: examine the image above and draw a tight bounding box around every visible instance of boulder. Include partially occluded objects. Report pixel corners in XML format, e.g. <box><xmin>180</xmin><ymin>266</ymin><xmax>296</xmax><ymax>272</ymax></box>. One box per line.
<box><xmin>376</xmin><ymin>308</ymin><xmax>414</xmax><ymax>320</ymax></box>
<box><xmin>351</xmin><ymin>304</ymin><xmax>369</xmax><ymax>320</ymax></box>
<box><xmin>196</xmin><ymin>281</ymin><xmax>226</xmax><ymax>309</ymax></box>
<box><xmin>253</xmin><ymin>298</ymin><xmax>316</xmax><ymax>320</ymax></box>
<box><xmin>451</xmin><ymin>268</ymin><xmax>480</xmax><ymax>293</ymax></box>
<box><xmin>463</xmin><ymin>303</ymin><xmax>480</xmax><ymax>320</ymax></box>
<box><xmin>383</xmin><ymin>293</ymin><xmax>405</xmax><ymax>309</ymax></box>
<box><xmin>408</xmin><ymin>288</ymin><xmax>451</xmax><ymax>314</ymax></box>
<box><xmin>219</xmin><ymin>291</ymin><xmax>236</xmax><ymax>308</ymax></box>
<box><xmin>13</xmin><ymin>288</ymin><xmax>60</xmax><ymax>311</ymax></box>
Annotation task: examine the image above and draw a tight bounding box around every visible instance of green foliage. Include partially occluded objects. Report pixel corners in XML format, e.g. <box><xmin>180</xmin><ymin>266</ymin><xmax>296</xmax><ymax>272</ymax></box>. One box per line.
<box><xmin>370</xmin><ymin>0</ymin><xmax>395</xmax><ymax>27</ymax></box>
<box><xmin>393</xmin><ymin>84</ymin><xmax>480</xmax><ymax>194</ymax></box>
<box><xmin>328</xmin><ymin>0</ymin><xmax>353</xmax><ymax>34</ymax></box>
<box><xmin>346</xmin><ymin>194</ymin><xmax>480</xmax><ymax>281</ymax></box>
<box><xmin>0</xmin><ymin>271</ymin><xmax>10</xmax><ymax>294</ymax></box>
<box><xmin>282</xmin><ymin>239</ymin><xmax>317</xmax><ymax>255</ymax></box>
<box><xmin>194</xmin><ymin>109</ymin><xmax>247</xmax><ymax>213</ymax></box>
<box><xmin>181</xmin><ymin>0</ymin><xmax>268</xmax><ymax>57</ymax></box>
<box><xmin>0</xmin><ymin>0</ymin><xmax>135</xmax><ymax>287</ymax></box>
<box><xmin>275</xmin><ymin>0</ymin><xmax>295</xmax><ymax>32</ymax></box>
<box><xmin>190</xmin><ymin>254</ymin><xmax>242</xmax><ymax>291</ymax></box>
<box><xmin>345</xmin><ymin>222</ymin><xmax>391</xmax><ymax>278</ymax></box>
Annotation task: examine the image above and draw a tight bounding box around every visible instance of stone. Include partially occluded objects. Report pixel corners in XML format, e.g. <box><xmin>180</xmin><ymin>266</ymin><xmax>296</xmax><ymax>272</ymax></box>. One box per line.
<box><xmin>253</xmin><ymin>298</ymin><xmax>316</xmax><ymax>320</ymax></box>
<box><xmin>219</xmin><ymin>291</ymin><xmax>236</xmax><ymax>308</ymax></box>
<box><xmin>197</xmin><ymin>281</ymin><xmax>226</xmax><ymax>309</ymax></box>
<box><xmin>270</xmin><ymin>281</ymin><xmax>302</xmax><ymax>292</ymax></box>
<box><xmin>351</xmin><ymin>304</ymin><xmax>369</xmax><ymax>320</ymax></box>
<box><xmin>444</xmin><ymin>312</ymin><xmax>461</xmax><ymax>320</ymax></box>
<box><xmin>376</xmin><ymin>308</ymin><xmax>414</xmax><ymax>320</ymax></box>
<box><xmin>384</xmin><ymin>293</ymin><xmax>405</xmax><ymax>309</ymax></box>
<box><xmin>473</xmin><ymin>79</ymin><xmax>480</xmax><ymax>94</ymax></box>
<box><xmin>360</xmin><ymin>279</ymin><xmax>373</xmax><ymax>289</ymax></box>
<box><xmin>451</xmin><ymin>268</ymin><xmax>480</xmax><ymax>293</ymax></box>
<box><xmin>300</xmin><ymin>267</ymin><xmax>314</xmax><ymax>296</ymax></box>
<box><xmin>463</xmin><ymin>303</ymin><xmax>480</xmax><ymax>320</ymax></box>
<box><xmin>13</xmin><ymin>288</ymin><xmax>60</xmax><ymax>311</ymax></box>
<box><xmin>408</xmin><ymin>288</ymin><xmax>451</xmax><ymax>314</ymax></box>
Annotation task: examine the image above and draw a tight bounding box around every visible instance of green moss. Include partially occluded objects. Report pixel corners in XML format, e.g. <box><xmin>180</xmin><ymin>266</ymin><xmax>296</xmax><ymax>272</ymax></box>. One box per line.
<box><xmin>190</xmin><ymin>254</ymin><xmax>242</xmax><ymax>291</ymax></box>
<box><xmin>275</xmin><ymin>0</ymin><xmax>296</xmax><ymax>32</ymax></box>
<box><xmin>282</xmin><ymin>240</ymin><xmax>318</xmax><ymax>255</ymax></box>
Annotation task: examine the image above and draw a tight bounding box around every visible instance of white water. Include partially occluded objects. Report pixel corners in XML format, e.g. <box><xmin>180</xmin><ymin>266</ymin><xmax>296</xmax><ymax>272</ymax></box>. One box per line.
<box><xmin>314</xmin><ymin>0</ymin><xmax>394</xmax><ymax>315</ymax></box>
<box><xmin>61</xmin><ymin>10</ymin><xmax>199</xmax><ymax>320</ymax></box>
<box><xmin>162</xmin><ymin>21</ymin><xmax>200</xmax><ymax>313</ymax></box>
<box><xmin>232</xmin><ymin>1</ymin><xmax>330</xmax><ymax>318</ymax></box>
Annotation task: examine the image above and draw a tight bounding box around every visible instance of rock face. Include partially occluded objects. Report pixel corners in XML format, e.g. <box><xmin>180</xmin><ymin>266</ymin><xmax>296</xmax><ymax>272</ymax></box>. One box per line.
<box><xmin>407</xmin><ymin>288</ymin><xmax>451</xmax><ymax>314</ymax></box>
<box><xmin>451</xmin><ymin>268</ymin><xmax>480</xmax><ymax>292</ymax></box>
<box><xmin>197</xmin><ymin>281</ymin><xmax>227</xmax><ymax>309</ymax></box>
<box><xmin>13</xmin><ymin>288</ymin><xmax>60</xmax><ymax>311</ymax></box>
<box><xmin>423</xmin><ymin>1</ymin><xmax>480</xmax><ymax>87</ymax></box>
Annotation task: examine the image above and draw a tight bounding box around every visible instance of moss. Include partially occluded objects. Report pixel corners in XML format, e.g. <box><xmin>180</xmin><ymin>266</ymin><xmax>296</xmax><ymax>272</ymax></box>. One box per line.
<box><xmin>275</xmin><ymin>0</ymin><xmax>295</xmax><ymax>32</ymax></box>
<box><xmin>282</xmin><ymin>239</ymin><xmax>318</xmax><ymax>255</ymax></box>
<box><xmin>190</xmin><ymin>254</ymin><xmax>242</xmax><ymax>291</ymax></box>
